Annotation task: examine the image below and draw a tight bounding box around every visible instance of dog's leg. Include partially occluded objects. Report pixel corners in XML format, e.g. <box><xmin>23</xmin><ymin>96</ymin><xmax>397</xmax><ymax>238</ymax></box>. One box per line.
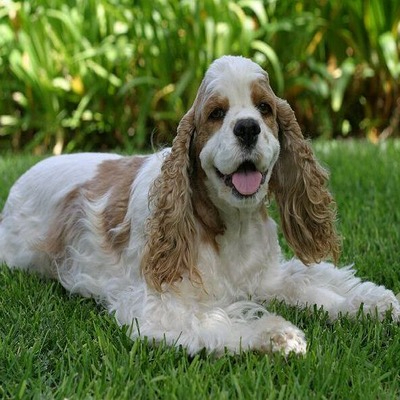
<box><xmin>273</xmin><ymin>259</ymin><xmax>400</xmax><ymax>320</ymax></box>
<box><xmin>109</xmin><ymin>290</ymin><xmax>307</xmax><ymax>356</ymax></box>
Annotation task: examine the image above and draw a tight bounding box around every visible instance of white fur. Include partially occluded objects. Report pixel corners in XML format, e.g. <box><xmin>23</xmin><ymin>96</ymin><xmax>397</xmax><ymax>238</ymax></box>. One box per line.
<box><xmin>1</xmin><ymin>56</ymin><xmax>399</xmax><ymax>356</ymax></box>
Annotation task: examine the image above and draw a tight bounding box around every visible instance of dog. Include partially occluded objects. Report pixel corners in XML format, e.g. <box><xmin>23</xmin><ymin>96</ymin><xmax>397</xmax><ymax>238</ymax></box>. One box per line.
<box><xmin>1</xmin><ymin>56</ymin><xmax>399</xmax><ymax>355</ymax></box>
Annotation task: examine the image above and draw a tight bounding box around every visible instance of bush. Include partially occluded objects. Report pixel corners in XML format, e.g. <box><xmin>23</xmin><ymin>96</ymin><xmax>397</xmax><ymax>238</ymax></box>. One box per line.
<box><xmin>0</xmin><ymin>0</ymin><xmax>399</xmax><ymax>153</ymax></box>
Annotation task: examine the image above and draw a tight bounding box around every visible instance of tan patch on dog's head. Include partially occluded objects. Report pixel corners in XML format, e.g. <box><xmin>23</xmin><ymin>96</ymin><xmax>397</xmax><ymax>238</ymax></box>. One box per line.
<box><xmin>193</xmin><ymin>94</ymin><xmax>229</xmax><ymax>157</ymax></box>
<box><xmin>250</xmin><ymin>80</ymin><xmax>278</xmax><ymax>136</ymax></box>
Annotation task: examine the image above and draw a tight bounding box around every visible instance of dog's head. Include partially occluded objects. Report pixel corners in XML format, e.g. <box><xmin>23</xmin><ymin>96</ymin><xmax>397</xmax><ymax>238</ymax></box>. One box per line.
<box><xmin>142</xmin><ymin>56</ymin><xmax>340</xmax><ymax>291</ymax></box>
<box><xmin>192</xmin><ymin>55</ymin><xmax>280</xmax><ymax>209</ymax></box>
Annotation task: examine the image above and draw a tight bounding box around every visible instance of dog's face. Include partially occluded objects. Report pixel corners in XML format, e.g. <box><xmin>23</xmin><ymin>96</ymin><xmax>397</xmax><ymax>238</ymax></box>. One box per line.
<box><xmin>143</xmin><ymin>55</ymin><xmax>340</xmax><ymax>290</ymax></box>
<box><xmin>192</xmin><ymin>56</ymin><xmax>280</xmax><ymax>209</ymax></box>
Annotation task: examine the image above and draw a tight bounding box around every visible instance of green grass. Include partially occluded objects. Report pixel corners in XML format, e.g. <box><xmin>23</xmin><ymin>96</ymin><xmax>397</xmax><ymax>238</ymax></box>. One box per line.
<box><xmin>1</xmin><ymin>140</ymin><xmax>400</xmax><ymax>399</ymax></box>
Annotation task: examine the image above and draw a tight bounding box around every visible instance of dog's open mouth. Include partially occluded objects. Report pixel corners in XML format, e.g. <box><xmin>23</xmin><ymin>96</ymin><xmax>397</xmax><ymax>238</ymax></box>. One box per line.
<box><xmin>216</xmin><ymin>161</ymin><xmax>267</xmax><ymax>197</ymax></box>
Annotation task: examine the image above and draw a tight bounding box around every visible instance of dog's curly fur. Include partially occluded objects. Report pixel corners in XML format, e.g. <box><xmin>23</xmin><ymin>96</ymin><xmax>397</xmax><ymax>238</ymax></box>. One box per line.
<box><xmin>272</xmin><ymin>98</ymin><xmax>340</xmax><ymax>265</ymax></box>
<box><xmin>1</xmin><ymin>56</ymin><xmax>398</xmax><ymax>355</ymax></box>
<box><xmin>141</xmin><ymin>109</ymin><xmax>201</xmax><ymax>291</ymax></box>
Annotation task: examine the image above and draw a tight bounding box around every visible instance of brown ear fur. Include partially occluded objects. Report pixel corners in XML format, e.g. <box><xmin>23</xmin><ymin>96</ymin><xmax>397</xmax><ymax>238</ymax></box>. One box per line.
<box><xmin>141</xmin><ymin>108</ymin><xmax>201</xmax><ymax>291</ymax></box>
<box><xmin>271</xmin><ymin>98</ymin><xmax>340</xmax><ymax>265</ymax></box>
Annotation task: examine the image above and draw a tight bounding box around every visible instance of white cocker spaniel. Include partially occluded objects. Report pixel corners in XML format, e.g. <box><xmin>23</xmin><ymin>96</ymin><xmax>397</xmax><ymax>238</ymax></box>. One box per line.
<box><xmin>1</xmin><ymin>56</ymin><xmax>399</xmax><ymax>355</ymax></box>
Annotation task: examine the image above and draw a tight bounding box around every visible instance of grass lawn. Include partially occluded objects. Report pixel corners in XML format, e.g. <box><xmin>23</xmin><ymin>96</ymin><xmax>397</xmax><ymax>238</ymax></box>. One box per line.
<box><xmin>0</xmin><ymin>140</ymin><xmax>399</xmax><ymax>399</ymax></box>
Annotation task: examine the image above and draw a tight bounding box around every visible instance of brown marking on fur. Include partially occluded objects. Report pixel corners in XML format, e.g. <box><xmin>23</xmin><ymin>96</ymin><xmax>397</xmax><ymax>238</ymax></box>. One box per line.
<box><xmin>270</xmin><ymin>98</ymin><xmax>340</xmax><ymax>265</ymax></box>
<box><xmin>41</xmin><ymin>156</ymin><xmax>147</xmax><ymax>259</ymax></box>
<box><xmin>260</xmin><ymin>203</ymin><xmax>268</xmax><ymax>221</ymax></box>
<box><xmin>141</xmin><ymin>91</ymin><xmax>230</xmax><ymax>292</ymax></box>
<box><xmin>195</xmin><ymin>94</ymin><xmax>229</xmax><ymax>149</ymax></box>
<box><xmin>92</xmin><ymin>157</ymin><xmax>147</xmax><ymax>253</ymax></box>
<box><xmin>190</xmin><ymin>95</ymin><xmax>227</xmax><ymax>251</ymax></box>
<box><xmin>141</xmin><ymin>108</ymin><xmax>203</xmax><ymax>292</ymax></box>
<box><xmin>190</xmin><ymin>156</ymin><xmax>225</xmax><ymax>252</ymax></box>
<box><xmin>202</xmin><ymin>95</ymin><xmax>229</xmax><ymax>119</ymax></box>
<box><xmin>39</xmin><ymin>186</ymin><xmax>82</xmax><ymax>257</ymax></box>
<box><xmin>250</xmin><ymin>81</ymin><xmax>279</xmax><ymax>136</ymax></box>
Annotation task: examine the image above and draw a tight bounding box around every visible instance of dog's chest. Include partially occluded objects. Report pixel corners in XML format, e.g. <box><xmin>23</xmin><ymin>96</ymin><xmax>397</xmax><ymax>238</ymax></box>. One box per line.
<box><xmin>196</xmin><ymin>217</ymin><xmax>281</xmax><ymax>300</ymax></box>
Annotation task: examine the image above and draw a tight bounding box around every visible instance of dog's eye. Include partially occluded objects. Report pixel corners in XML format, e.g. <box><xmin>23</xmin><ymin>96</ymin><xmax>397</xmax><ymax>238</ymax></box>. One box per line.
<box><xmin>257</xmin><ymin>102</ymin><xmax>272</xmax><ymax>115</ymax></box>
<box><xmin>209</xmin><ymin>108</ymin><xmax>226</xmax><ymax>120</ymax></box>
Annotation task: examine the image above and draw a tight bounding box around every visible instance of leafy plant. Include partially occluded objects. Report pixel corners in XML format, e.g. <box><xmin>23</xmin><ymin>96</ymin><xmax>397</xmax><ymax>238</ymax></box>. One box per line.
<box><xmin>0</xmin><ymin>0</ymin><xmax>399</xmax><ymax>153</ymax></box>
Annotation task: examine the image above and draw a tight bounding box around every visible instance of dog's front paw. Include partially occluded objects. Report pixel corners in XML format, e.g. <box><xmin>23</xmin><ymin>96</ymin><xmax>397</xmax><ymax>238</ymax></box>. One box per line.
<box><xmin>256</xmin><ymin>316</ymin><xmax>307</xmax><ymax>355</ymax></box>
<box><xmin>268</xmin><ymin>325</ymin><xmax>307</xmax><ymax>355</ymax></box>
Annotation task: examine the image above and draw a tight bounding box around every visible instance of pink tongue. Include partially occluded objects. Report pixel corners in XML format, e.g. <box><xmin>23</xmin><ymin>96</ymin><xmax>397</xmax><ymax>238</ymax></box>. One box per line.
<box><xmin>232</xmin><ymin>170</ymin><xmax>263</xmax><ymax>195</ymax></box>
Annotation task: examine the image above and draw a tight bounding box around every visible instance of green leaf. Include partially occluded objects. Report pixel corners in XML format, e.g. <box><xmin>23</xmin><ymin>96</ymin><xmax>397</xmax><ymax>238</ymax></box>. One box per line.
<box><xmin>251</xmin><ymin>40</ymin><xmax>284</xmax><ymax>94</ymax></box>
<box><xmin>379</xmin><ymin>32</ymin><xmax>400</xmax><ymax>79</ymax></box>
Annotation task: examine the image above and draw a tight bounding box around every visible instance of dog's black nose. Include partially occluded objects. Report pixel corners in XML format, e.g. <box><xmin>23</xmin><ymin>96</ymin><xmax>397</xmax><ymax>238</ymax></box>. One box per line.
<box><xmin>234</xmin><ymin>118</ymin><xmax>260</xmax><ymax>148</ymax></box>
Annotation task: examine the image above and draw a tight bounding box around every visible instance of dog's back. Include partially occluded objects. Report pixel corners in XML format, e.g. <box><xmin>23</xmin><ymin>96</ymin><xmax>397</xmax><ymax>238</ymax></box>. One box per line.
<box><xmin>0</xmin><ymin>153</ymin><xmax>121</xmax><ymax>274</ymax></box>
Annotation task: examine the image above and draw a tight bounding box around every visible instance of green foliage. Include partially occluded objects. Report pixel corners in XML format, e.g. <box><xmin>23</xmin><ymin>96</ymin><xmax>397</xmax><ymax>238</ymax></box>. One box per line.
<box><xmin>0</xmin><ymin>0</ymin><xmax>399</xmax><ymax>153</ymax></box>
<box><xmin>1</xmin><ymin>141</ymin><xmax>400</xmax><ymax>398</ymax></box>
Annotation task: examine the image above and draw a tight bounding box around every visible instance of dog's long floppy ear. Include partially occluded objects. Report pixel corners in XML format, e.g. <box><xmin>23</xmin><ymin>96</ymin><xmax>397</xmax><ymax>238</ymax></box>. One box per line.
<box><xmin>270</xmin><ymin>98</ymin><xmax>340</xmax><ymax>265</ymax></box>
<box><xmin>141</xmin><ymin>107</ymin><xmax>201</xmax><ymax>292</ymax></box>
